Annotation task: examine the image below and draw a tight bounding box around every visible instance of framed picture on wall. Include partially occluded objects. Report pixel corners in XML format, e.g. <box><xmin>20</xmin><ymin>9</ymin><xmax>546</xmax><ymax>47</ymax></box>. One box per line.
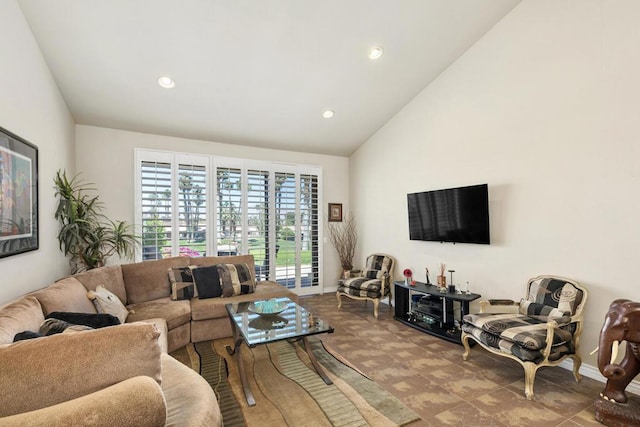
<box><xmin>0</xmin><ymin>127</ymin><xmax>38</xmax><ymax>258</ymax></box>
<box><xmin>328</xmin><ymin>203</ymin><xmax>342</xmax><ymax>222</ymax></box>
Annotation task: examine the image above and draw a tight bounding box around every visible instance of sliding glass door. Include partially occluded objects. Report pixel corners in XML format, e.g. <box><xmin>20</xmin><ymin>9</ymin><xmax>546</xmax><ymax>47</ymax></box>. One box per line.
<box><xmin>214</xmin><ymin>161</ymin><xmax>321</xmax><ymax>295</ymax></box>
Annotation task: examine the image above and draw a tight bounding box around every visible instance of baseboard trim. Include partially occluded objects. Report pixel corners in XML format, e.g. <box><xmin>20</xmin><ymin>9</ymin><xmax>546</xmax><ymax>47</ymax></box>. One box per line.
<box><xmin>559</xmin><ymin>359</ymin><xmax>640</xmax><ymax>395</ymax></box>
<box><xmin>314</xmin><ymin>290</ymin><xmax>640</xmax><ymax>395</ymax></box>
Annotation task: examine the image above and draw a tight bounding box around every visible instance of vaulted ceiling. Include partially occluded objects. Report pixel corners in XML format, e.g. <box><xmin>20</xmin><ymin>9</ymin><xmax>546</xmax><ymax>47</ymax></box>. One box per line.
<box><xmin>19</xmin><ymin>0</ymin><xmax>520</xmax><ymax>156</ymax></box>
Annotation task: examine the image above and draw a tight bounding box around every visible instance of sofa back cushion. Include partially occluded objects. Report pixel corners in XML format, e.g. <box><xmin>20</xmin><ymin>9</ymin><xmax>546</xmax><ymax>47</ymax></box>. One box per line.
<box><xmin>0</xmin><ymin>296</ymin><xmax>45</xmax><ymax>345</ymax></box>
<box><xmin>74</xmin><ymin>265</ymin><xmax>127</xmax><ymax>305</ymax></box>
<box><xmin>122</xmin><ymin>257</ymin><xmax>190</xmax><ymax>304</ymax></box>
<box><xmin>0</xmin><ymin>323</ymin><xmax>162</xmax><ymax>417</ymax></box>
<box><xmin>31</xmin><ymin>277</ymin><xmax>97</xmax><ymax>316</ymax></box>
<box><xmin>193</xmin><ymin>254</ymin><xmax>256</xmax><ymax>280</ymax></box>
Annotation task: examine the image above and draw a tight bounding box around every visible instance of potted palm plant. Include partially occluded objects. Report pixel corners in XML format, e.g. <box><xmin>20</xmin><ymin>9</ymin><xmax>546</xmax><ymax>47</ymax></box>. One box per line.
<box><xmin>326</xmin><ymin>212</ymin><xmax>358</xmax><ymax>279</ymax></box>
<box><xmin>54</xmin><ymin>170</ymin><xmax>139</xmax><ymax>273</ymax></box>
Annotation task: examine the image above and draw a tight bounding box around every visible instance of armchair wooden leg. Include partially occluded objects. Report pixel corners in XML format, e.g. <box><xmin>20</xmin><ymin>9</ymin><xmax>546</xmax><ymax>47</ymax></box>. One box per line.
<box><xmin>571</xmin><ymin>355</ymin><xmax>582</xmax><ymax>382</ymax></box>
<box><xmin>524</xmin><ymin>363</ymin><xmax>537</xmax><ymax>400</ymax></box>
<box><xmin>373</xmin><ymin>299</ymin><xmax>379</xmax><ymax>319</ymax></box>
<box><xmin>461</xmin><ymin>333</ymin><xmax>472</xmax><ymax>361</ymax></box>
<box><xmin>336</xmin><ymin>292</ymin><xmax>342</xmax><ymax>310</ymax></box>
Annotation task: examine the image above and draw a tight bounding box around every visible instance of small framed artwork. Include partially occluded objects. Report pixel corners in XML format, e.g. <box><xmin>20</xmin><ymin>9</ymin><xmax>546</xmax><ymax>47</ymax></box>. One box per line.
<box><xmin>0</xmin><ymin>127</ymin><xmax>39</xmax><ymax>258</ymax></box>
<box><xmin>328</xmin><ymin>203</ymin><xmax>343</xmax><ymax>222</ymax></box>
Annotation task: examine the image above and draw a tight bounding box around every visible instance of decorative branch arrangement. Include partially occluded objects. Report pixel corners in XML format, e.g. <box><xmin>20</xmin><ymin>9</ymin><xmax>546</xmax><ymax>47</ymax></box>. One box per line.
<box><xmin>437</xmin><ymin>263</ymin><xmax>447</xmax><ymax>288</ymax></box>
<box><xmin>326</xmin><ymin>212</ymin><xmax>357</xmax><ymax>272</ymax></box>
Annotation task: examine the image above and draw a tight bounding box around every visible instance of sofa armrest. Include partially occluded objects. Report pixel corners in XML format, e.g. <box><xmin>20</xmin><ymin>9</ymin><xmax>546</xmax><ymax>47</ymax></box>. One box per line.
<box><xmin>0</xmin><ymin>323</ymin><xmax>162</xmax><ymax>417</ymax></box>
<box><xmin>131</xmin><ymin>317</ymin><xmax>168</xmax><ymax>353</ymax></box>
<box><xmin>479</xmin><ymin>299</ymin><xmax>519</xmax><ymax>313</ymax></box>
<box><xmin>0</xmin><ymin>376</ymin><xmax>166</xmax><ymax>427</ymax></box>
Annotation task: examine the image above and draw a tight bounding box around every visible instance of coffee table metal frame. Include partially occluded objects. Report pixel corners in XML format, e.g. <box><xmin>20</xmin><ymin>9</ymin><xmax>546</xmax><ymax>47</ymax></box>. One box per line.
<box><xmin>225</xmin><ymin>297</ymin><xmax>334</xmax><ymax>406</ymax></box>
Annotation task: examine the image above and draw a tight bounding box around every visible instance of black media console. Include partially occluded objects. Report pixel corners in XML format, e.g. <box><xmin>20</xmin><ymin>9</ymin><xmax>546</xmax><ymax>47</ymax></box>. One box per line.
<box><xmin>394</xmin><ymin>281</ymin><xmax>481</xmax><ymax>345</ymax></box>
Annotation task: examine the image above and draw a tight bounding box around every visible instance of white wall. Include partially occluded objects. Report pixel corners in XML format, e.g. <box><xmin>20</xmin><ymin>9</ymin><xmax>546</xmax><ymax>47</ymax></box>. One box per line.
<box><xmin>0</xmin><ymin>1</ymin><xmax>75</xmax><ymax>305</ymax></box>
<box><xmin>75</xmin><ymin>125</ymin><xmax>349</xmax><ymax>289</ymax></box>
<box><xmin>351</xmin><ymin>0</ymin><xmax>640</xmax><ymax>370</ymax></box>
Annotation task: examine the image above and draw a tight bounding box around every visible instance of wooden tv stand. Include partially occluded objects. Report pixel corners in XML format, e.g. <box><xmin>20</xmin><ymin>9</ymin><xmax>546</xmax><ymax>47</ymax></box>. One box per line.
<box><xmin>394</xmin><ymin>281</ymin><xmax>480</xmax><ymax>345</ymax></box>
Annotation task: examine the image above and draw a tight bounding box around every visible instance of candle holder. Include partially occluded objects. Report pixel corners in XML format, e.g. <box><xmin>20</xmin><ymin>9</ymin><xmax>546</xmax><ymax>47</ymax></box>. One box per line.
<box><xmin>448</xmin><ymin>270</ymin><xmax>456</xmax><ymax>293</ymax></box>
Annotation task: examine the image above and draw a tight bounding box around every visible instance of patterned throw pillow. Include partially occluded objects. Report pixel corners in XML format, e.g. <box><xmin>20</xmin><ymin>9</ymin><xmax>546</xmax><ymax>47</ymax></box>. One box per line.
<box><xmin>39</xmin><ymin>318</ymin><xmax>93</xmax><ymax>336</ymax></box>
<box><xmin>190</xmin><ymin>265</ymin><xmax>223</xmax><ymax>299</ymax></box>
<box><xmin>168</xmin><ymin>266</ymin><xmax>198</xmax><ymax>300</ymax></box>
<box><xmin>519</xmin><ymin>300</ymin><xmax>570</xmax><ymax>323</ymax></box>
<box><xmin>216</xmin><ymin>263</ymin><xmax>255</xmax><ymax>297</ymax></box>
<box><xmin>527</xmin><ymin>277</ymin><xmax>582</xmax><ymax>315</ymax></box>
<box><xmin>363</xmin><ymin>269</ymin><xmax>380</xmax><ymax>280</ymax></box>
<box><xmin>87</xmin><ymin>285</ymin><xmax>129</xmax><ymax>324</ymax></box>
<box><xmin>365</xmin><ymin>255</ymin><xmax>392</xmax><ymax>279</ymax></box>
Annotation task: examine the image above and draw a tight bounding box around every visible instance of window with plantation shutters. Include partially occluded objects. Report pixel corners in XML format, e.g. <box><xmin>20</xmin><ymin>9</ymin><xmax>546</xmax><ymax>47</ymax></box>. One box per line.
<box><xmin>300</xmin><ymin>174</ymin><xmax>319</xmax><ymax>288</ymax></box>
<box><xmin>247</xmin><ymin>169</ymin><xmax>271</xmax><ymax>279</ymax></box>
<box><xmin>136</xmin><ymin>149</ymin><xmax>322</xmax><ymax>295</ymax></box>
<box><xmin>140</xmin><ymin>160</ymin><xmax>172</xmax><ymax>260</ymax></box>
<box><xmin>178</xmin><ymin>164</ymin><xmax>207</xmax><ymax>257</ymax></box>
<box><xmin>216</xmin><ymin>167</ymin><xmax>242</xmax><ymax>255</ymax></box>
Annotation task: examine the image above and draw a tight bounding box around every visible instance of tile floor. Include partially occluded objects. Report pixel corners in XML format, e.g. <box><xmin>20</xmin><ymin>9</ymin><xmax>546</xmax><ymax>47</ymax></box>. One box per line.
<box><xmin>297</xmin><ymin>293</ymin><xmax>615</xmax><ymax>427</ymax></box>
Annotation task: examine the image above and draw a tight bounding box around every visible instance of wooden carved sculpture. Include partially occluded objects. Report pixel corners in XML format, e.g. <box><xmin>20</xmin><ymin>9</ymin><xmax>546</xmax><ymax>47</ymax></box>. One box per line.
<box><xmin>595</xmin><ymin>299</ymin><xmax>640</xmax><ymax>426</ymax></box>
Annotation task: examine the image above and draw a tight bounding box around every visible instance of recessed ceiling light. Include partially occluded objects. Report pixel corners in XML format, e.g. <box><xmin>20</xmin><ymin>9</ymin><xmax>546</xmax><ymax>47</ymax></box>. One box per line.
<box><xmin>322</xmin><ymin>110</ymin><xmax>334</xmax><ymax>119</ymax></box>
<box><xmin>368</xmin><ymin>47</ymin><xmax>383</xmax><ymax>60</ymax></box>
<box><xmin>158</xmin><ymin>76</ymin><xmax>175</xmax><ymax>89</ymax></box>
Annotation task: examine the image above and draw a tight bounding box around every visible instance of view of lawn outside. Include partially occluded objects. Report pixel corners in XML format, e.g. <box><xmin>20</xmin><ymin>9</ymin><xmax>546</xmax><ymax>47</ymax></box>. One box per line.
<box><xmin>140</xmin><ymin>158</ymin><xmax>319</xmax><ymax>290</ymax></box>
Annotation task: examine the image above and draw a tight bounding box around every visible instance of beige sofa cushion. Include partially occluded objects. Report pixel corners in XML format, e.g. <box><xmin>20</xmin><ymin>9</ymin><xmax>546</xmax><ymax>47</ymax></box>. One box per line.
<box><xmin>31</xmin><ymin>277</ymin><xmax>97</xmax><ymax>315</ymax></box>
<box><xmin>73</xmin><ymin>265</ymin><xmax>127</xmax><ymax>305</ymax></box>
<box><xmin>122</xmin><ymin>256</ymin><xmax>190</xmax><ymax>304</ymax></box>
<box><xmin>127</xmin><ymin>297</ymin><xmax>191</xmax><ymax>330</ymax></box>
<box><xmin>0</xmin><ymin>376</ymin><xmax>166</xmax><ymax>427</ymax></box>
<box><xmin>0</xmin><ymin>323</ymin><xmax>162</xmax><ymax>418</ymax></box>
<box><xmin>190</xmin><ymin>280</ymin><xmax>296</xmax><ymax>321</ymax></box>
<box><xmin>0</xmin><ymin>296</ymin><xmax>45</xmax><ymax>345</ymax></box>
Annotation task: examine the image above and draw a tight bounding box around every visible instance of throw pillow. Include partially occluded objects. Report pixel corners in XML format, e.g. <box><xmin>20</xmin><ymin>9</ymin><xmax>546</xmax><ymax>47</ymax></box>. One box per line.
<box><xmin>190</xmin><ymin>265</ymin><xmax>223</xmax><ymax>299</ymax></box>
<box><xmin>168</xmin><ymin>266</ymin><xmax>199</xmax><ymax>300</ymax></box>
<box><xmin>519</xmin><ymin>300</ymin><xmax>571</xmax><ymax>323</ymax></box>
<box><xmin>87</xmin><ymin>285</ymin><xmax>129</xmax><ymax>324</ymax></box>
<box><xmin>39</xmin><ymin>318</ymin><xmax>93</xmax><ymax>336</ymax></box>
<box><xmin>46</xmin><ymin>312</ymin><xmax>121</xmax><ymax>328</ymax></box>
<box><xmin>363</xmin><ymin>269</ymin><xmax>380</xmax><ymax>280</ymax></box>
<box><xmin>13</xmin><ymin>331</ymin><xmax>43</xmax><ymax>342</ymax></box>
<box><xmin>39</xmin><ymin>318</ymin><xmax>72</xmax><ymax>335</ymax></box>
<box><xmin>216</xmin><ymin>263</ymin><xmax>256</xmax><ymax>297</ymax></box>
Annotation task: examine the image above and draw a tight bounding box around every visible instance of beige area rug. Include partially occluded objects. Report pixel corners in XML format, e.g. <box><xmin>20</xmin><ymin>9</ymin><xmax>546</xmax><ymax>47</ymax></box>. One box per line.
<box><xmin>171</xmin><ymin>337</ymin><xmax>421</xmax><ymax>427</ymax></box>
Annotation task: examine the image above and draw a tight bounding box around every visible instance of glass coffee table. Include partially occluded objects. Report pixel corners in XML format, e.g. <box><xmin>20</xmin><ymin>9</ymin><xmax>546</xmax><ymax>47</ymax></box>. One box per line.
<box><xmin>225</xmin><ymin>297</ymin><xmax>334</xmax><ymax>406</ymax></box>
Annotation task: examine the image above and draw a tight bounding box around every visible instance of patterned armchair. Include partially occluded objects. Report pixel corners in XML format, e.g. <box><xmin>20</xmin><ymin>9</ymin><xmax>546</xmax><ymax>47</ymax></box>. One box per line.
<box><xmin>336</xmin><ymin>254</ymin><xmax>394</xmax><ymax>319</ymax></box>
<box><xmin>461</xmin><ymin>275</ymin><xmax>588</xmax><ymax>400</ymax></box>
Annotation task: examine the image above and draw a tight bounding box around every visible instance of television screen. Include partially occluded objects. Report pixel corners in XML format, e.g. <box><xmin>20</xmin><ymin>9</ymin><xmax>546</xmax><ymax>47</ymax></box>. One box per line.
<box><xmin>407</xmin><ymin>184</ymin><xmax>490</xmax><ymax>244</ymax></box>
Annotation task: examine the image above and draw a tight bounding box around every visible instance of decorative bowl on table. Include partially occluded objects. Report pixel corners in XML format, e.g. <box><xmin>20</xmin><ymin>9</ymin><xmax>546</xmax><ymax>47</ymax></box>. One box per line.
<box><xmin>248</xmin><ymin>299</ymin><xmax>288</xmax><ymax>316</ymax></box>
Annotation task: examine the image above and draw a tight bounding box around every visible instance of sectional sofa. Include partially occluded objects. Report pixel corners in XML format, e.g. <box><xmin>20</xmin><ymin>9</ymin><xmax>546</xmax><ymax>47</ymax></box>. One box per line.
<box><xmin>0</xmin><ymin>254</ymin><xmax>297</xmax><ymax>426</ymax></box>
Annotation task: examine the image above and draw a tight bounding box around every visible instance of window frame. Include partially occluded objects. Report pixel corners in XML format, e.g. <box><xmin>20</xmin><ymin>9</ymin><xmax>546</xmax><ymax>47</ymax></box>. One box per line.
<box><xmin>135</xmin><ymin>149</ymin><xmax>323</xmax><ymax>295</ymax></box>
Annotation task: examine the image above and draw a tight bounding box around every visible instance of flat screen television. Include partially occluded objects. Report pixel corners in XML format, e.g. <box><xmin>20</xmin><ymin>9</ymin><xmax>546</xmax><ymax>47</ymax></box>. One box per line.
<box><xmin>407</xmin><ymin>184</ymin><xmax>490</xmax><ymax>244</ymax></box>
